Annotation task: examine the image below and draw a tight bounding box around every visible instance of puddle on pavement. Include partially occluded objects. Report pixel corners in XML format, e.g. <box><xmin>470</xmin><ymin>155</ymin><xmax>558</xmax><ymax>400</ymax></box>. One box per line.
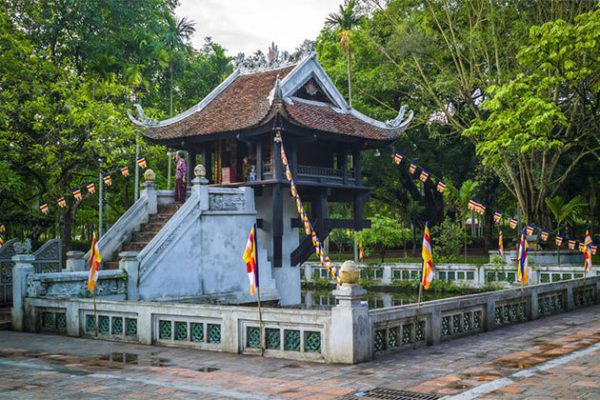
<box><xmin>197</xmin><ymin>367</ymin><xmax>219</xmax><ymax>372</ymax></box>
<box><xmin>98</xmin><ymin>352</ymin><xmax>172</xmax><ymax>367</ymax></box>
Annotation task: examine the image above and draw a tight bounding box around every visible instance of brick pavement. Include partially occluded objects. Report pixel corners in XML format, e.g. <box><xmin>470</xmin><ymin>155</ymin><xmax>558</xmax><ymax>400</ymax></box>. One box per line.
<box><xmin>0</xmin><ymin>305</ymin><xmax>598</xmax><ymax>400</ymax></box>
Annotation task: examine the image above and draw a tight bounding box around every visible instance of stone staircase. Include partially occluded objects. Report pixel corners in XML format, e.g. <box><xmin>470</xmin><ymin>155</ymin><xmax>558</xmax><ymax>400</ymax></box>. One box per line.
<box><xmin>103</xmin><ymin>203</ymin><xmax>179</xmax><ymax>270</ymax></box>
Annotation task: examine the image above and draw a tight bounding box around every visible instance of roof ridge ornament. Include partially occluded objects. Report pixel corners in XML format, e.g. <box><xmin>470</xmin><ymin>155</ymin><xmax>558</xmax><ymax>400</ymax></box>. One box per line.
<box><xmin>385</xmin><ymin>105</ymin><xmax>414</xmax><ymax>129</ymax></box>
<box><xmin>127</xmin><ymin>104</ymin><xmax>158</xmax><ymax>127</ymax></box>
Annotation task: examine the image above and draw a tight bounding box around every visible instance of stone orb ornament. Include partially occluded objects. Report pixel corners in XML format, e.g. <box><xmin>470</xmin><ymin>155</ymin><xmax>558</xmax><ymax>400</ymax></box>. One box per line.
<box><xmin>339</xmin><ymin>260</ymin><xmax>360</xmax><ymax>286</ymax></box>
<box><xmin>144</xmin><ymin>168</ymin><xmax>156</xmax><ymax>182</ymax></box>
<box><xmin>194</xmin><ymin>164</ymin><xmax>206</xmax><ymax>178</ymax></box>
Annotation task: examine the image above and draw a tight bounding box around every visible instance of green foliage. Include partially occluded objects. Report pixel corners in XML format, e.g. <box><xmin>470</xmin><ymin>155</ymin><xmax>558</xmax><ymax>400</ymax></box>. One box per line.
<box><xmin>356</xmin><ymin>214</ymin><xmax>411</xmax><ymax>262</ymax></box>
<box><xmin>431</xmin><ymin>217</ymin><xmax>467</xmax><ymax>258</ymax></box>
<box><xmin>544</xmin><ymin>195</ymin><xmax>588</xmax><ymax>234</ymax></box>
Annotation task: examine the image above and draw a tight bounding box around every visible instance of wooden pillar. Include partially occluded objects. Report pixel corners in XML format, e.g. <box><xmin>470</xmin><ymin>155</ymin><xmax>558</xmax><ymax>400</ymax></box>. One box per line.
<box><xmin>353</xmin><ymin>192</ymin><xmax>368</xmax><ymax>231</ymax></box>
<box><xmin>272</xmin><ymin>184</ymin><xmax>283</xmax><ymax>267</ymax></box>
<box><xmin>188</xmin><ymin>149</ymin><xmax>197</xmax><ymax>185</ymax></box>
<box><xmin>291</xmin><ymin>141</ymin><xmax>298</xmax><ymax>177</ymax></box>
<box><xmin>342</xmin><ymin>146</ymin><xmax>348</xmax><ymax>184</ymax></box>
<box><xmin>273</xmin><ymin>135</ymin><xmax>283</xmax><ymax>181</ymax></box>
<box><xmin>256</xmin><ymin>140</ymin><xmax>263</xmax><ymax>181</ymax></box>
<box><xmin>314</xmin><ymin>189</ymin><xmax>329</xmax><ymax>236</ymax></box>
<box><xmin>353</xmin><ymin>149</ymin><xmax>361</xmax><ymax>182</ymax></box>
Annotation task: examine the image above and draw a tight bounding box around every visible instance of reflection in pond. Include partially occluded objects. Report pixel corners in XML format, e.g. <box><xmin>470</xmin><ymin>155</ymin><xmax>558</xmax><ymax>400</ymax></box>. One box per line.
<box><xmin>301</xmin><ymin>289</ymin><xmax>458</xmax><ymax>310</ymax></box>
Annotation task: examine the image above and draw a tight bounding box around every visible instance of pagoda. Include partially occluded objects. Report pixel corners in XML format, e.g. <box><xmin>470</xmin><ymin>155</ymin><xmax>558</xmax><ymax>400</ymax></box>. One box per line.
<box><xmin>130</xmin><ymin>53</ymin><xmax>412</xmax><ymax>301</ymax></box>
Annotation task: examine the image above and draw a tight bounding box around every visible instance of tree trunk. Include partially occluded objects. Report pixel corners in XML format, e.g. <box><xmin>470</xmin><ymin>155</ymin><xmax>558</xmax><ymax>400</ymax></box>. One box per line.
<box><xmin>59</xmin><ymin>208</ymin><xmax>73</xmax><ymax>267</ymax></box>
<box><xmin>346</xmin><ymin>44</ymin><xmax>352</xmax><ymax>107</ymax></box>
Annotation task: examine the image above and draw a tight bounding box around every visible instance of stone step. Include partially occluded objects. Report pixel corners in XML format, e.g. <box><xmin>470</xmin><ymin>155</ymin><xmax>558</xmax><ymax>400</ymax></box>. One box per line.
<box><xmin>158</xmin><ymin>204</ymin><xmax>179</xmax><ymax>214</ymax></box>
<box><xmin>148</xmin><ymin>214</ymin><xmax>171</xmax><ymax>223</ymax></box>
<box><xmin>103</xmin><ymin>261</ymin><xmax>120</xmax><ymax>270</ymax></box>
<box><xmin>121</xmin><ymin>242</ymin><xmax>148</xmax><ymax>252</ymax></box>
<box><xmin>139</xmin><ymin>222</ymin><xmax>164</xmax><ymax>233</ymax></box>
<box><xmin>133</xmin><ymin>231</ymin><xmax>159</xmax><ymax>242</ymax></box>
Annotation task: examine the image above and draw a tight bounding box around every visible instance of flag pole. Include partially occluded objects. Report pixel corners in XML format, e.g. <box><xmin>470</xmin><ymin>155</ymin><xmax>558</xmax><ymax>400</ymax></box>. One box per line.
<box><xmin>93</xmin><ymin>289</ymin><xmax>98</xmax><ymax>337</ymax></box>
<box><xmin>257</xmin><ymin>287</ymin><xmax>264</xmax><ymax>357</ymax></box>
<box><xmin>414</xmin><ymin>282</ymin><xmax>423</xmax><ymax>349</ymax></box>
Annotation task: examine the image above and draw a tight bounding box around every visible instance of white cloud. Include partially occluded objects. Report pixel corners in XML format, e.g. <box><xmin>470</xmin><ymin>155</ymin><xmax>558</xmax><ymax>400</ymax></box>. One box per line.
<box><xmin>176</xmin><ymin>0</ymin><xmax>343</xmax><ymax>56</ymax></box>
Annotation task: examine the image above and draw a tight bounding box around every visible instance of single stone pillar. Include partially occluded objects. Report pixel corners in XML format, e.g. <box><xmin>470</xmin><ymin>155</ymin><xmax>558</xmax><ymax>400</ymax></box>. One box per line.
<box><xmin>141</xmin><ymin>169</ymin><xmax>158</xmax><ymax>215</ymax></box>
<box><xmin>11</xmin><ymin>254</ymin><xmax>35</xmax><ymax>332</ymax></box>
<box><xmin>565</xmin><ymin>285</ymin><xmax>575</xmax><ymax>311</ymax></box>
<box><xmin>329</xmin><ymin>261</ymin><xmax>371</xmax><ymax>364</ymax></box>
<box><xmin>530</xmin><ymin>288</ymin><xmax>539</xmax><ymax>320</ymax></box>
<box><xmin>382</xmin><ymin>265</ymin><xmax>392</xmax><ymax>284</ymax></box>
<box><xmin>430</xmin><ymin>307</ymin><xmax>442</xmax><ymax>345</ymax></box>
<box><xmin>304</xmin><ymin>264</ymin><xmax>313</xmax><ymax>282</ymax></box>
<box><xmin>485</xmin><ymin>299</ymin><xmax>496</xmax><ymax>331</ymax></box>
<box><xmin>119</xmin><ymin>251</ymin><xmax>140</xmax><ymax>301</ymax></box>
<box><xmin>477</xmin><ymin>265</ymin><xmax>486</xmax><ymax>287</ymax></box>
<box><xmin>64</xmin><ymin>251</ymin><xmax>85</xmax><ymax>272</ymax></box>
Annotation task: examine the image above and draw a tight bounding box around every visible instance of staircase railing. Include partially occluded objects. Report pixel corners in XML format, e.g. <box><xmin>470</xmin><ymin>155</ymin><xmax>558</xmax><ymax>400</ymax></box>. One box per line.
<box><xmin>87</xmin><ymin>195</ymin><xmax>150</xmax><ymax>264</ymax></box>
<box><xmin>138</xmin><ymin>191</ymin><xmax>200</xmax><ymax>279</ymax></box>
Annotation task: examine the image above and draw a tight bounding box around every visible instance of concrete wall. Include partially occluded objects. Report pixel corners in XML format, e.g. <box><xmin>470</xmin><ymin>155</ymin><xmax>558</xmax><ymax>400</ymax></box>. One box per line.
<box><xmin>255</xmin><ymin>188</ymin><xmax>301</xmax><ymax>305</ymax></box>
<box><xmin>137</xmin><ymin>181</ymin><xmax>279</xmax><ymax>304</ymax></box>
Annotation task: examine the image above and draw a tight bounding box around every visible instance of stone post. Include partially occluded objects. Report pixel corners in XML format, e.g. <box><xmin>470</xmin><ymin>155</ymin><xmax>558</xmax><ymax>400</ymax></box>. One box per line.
<box><xmin>382</xmin><ymin>265</ymin><xmax>392</xmax><ymax>284</ymax></box>
<box><xmin>478</xmin><ymin>265</ymin><xmax>486</xmax><ymax>287</ymax></box>
<box><xmin>530</xmin><ymin>288</ymin><xmax>539</xmax><ymax>320</ymax></box>
<box><xmin>192</xmin><ymin>164</ymin><xmax>209</xmax><ymax>211</ymax></box>
<box><xmin>141</xmin><ymin>169</ymin><xmax>158</xmax><ymax>215</ymax></box>
<box><xmin>64</xmin><ymin>251</ymin><xmax>85</xmax><ymax>272</ymax></box>
<box><xmin>11</xmin><ymin>254</ymin><xmax>35</xmax><ymax>332</ymax></box>
<box><xmin>329</xmin><ymin>261</ymin><xmax>371</xmax><ymax>364</ymax></box>
<box><xmin>119</xmin><ymin>251</ymin><xmax>140</xmax><ymax>301</ymax></box>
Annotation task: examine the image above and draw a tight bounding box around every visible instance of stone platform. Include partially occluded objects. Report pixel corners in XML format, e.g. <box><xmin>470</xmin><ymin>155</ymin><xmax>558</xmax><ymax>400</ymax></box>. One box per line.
<box><xmin>0</xmin><ymin>305</ymin><xmax>598</xmax><ymax>399</ymax></box>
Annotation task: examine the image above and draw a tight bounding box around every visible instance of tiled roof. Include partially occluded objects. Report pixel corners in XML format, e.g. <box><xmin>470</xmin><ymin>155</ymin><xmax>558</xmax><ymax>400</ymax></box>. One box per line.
<box><xmin>284</xmin><ymin>101</ymin><xmax>392</xmax><ymax>141</ymax></box>
<box><xmin>144</xmin><ymin>66</ymin><xmax>295</xmax><ymax>140</ymax></box>
<box><xmin>142</xmin><ymin>63</ymin><xmax>401</xmax><ymax>142</ymax></box>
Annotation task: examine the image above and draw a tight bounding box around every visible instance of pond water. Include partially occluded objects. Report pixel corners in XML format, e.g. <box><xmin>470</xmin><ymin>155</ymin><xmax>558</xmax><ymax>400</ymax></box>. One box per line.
<box><xmin>300</xmin><ymin>288</ymin><xmax>462</xmax><ymax>310</ymax></box>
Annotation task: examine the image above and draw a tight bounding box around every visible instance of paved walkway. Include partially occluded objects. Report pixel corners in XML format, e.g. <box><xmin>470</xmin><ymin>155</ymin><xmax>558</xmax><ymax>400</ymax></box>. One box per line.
<box><xmin>0</xmin><ymin>305</ymin><xmax>598</xmax><ymax>400</ymax></box>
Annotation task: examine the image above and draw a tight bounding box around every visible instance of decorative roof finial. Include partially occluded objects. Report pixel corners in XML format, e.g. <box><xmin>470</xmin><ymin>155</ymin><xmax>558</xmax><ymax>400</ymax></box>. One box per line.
<box><xmin>385</xmin><ymin>105</ymin><xmax>414</xmax><ymax>129</ymax></box>
<box><xmin>273</xmin><ymin>74</ymin><xmax>283</xmax><ymax>100</ymax></box>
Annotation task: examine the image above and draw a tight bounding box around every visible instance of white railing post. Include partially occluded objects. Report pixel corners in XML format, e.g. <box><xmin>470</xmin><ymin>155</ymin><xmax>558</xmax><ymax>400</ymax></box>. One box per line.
<box><xmin>11</xmin><ymin>254</ymin><xmax>35</xmax><ymax>332</ymax></box>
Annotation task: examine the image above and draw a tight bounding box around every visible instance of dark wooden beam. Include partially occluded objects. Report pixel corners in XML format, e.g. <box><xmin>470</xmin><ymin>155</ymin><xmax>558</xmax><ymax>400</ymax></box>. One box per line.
<box><xmin>187</xmin><ymin>149</ymin><xmax>197</xmax><ymax>186</ymax></box>
<box><xmin>272</xmin><ymin>184</ymin><xmax>283</xmax><ymax>267</ymax></box>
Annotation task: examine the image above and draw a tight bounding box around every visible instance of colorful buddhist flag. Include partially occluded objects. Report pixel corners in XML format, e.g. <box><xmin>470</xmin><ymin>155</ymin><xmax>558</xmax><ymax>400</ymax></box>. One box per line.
<box><xmin>583</xmin><ymin>230</ymin><xmax>593</xmax><ymax>272</ymax></box>
<box><xmin>409</xmin><ymin>163</ymin><xmax>417</xmax><ymax>174</ymax></box>
<box><xmin>285</xmin><ymin>166</ymin><xmax>292</xmax><ymax>181</ymax></box>
<box><xmin>72</xmin><ymin>188</ymin><xmax>82</xmax><ymax>201</ymax></box>
<box><xmin>86</xmin><ymin>182</ymin><xmax>96</xmax><ymax>194</ymax></box>
<box><xmin>280</xmin><ymin>147</ymin><xmax>288</xmax><ymax>166</ymax></box>
<box><xmin>579</xmin><ymin>243</ymin><xmax>585</xmax><ymax>252</ymax></box>
<box><xmin>103</xmin><ymin>175</ymin><xmax>112</xmax><ymax>186</ymax></box>
<box><xmin>517</xmin><ymin>230</ymin><xmax>528</xmax><ymax>285</ymax></box>
<box><xmin>290</xmin><ymin>182</ymin><xmax>297</xmax><ymax>198</ymax></box>
<box><xmin>540</xmin><ymin>230</ymin><xmax>549</xmax><ymax>242</ymax></box>
<box><xmin>421</xmin><ymin>222</ymin><xmax>434</xmax><ymax>290</ymax></box>
<box><xmin>555</xmin><ymin>235</ymin><xmax>564</xmax><ymax>247</ymax></box>
<box><xmin>419</xmin><ymin>170</ymin><xmax>429</xmax><ymax>182</ymax></box>
<box><xmin>57</xmin><ymin>197</ymin><xmax>67</xmax><ymax>208</ymax></box>
<box><xmin>568</xmin><ymin>239</ymin><xmax>576</xmax><ymax>250</ymax></box>
<box><xmin>39</xmin><ymin>202</ymin><xmax>49</xmax><ymax>214</ymax></box>
<box><xmin>393</xmin><ymin>152</ymin><xmax>403</xmax><ymax>164</ymax></box>
<box><xmin>509</xmin><ymin>218</ymin><xmax>518</xmax><ymax>230</ymax></box>
<box><xmin>303</xmin><ymin>220</ymin><xmax>311</xmax><ymax>235</ymax></box>
<box><xmin>493</xmin><ymin>211</ymin><xmax>503</xmax><ymax>224</ymax></box>
<box><xmin>242</xmin><ymin>224</ymin><xmax>259</xmax><ymax>296</ymax></box>
<box><xmin>468</xmin><ymin>199</ymin><xmax>478</xmax><ymax>211</ymax></box>
<box><xmin>136</xmin><ymin>156</ymin><xmax>147</xmax><ymax>169</ymax></box>
<box><xmin>526</xmin><ymin>225</ymin><xmax>534</xmax><ymax>236</ymax></box>
<box><xmin>87</xmin><ymin>232</ymin><xmax>102</xmax><ymax>291</ymax></box>
<box><xmin>0</xmin><ymin>224</ymin><xmax>5</xmax><ymax>233</ymax></box>
<box><xmin>359</xmin><ymin>242</ymin><xmax>364</xmax><ymax>261</ymax></box>
<box><xmin>476</xmin><ymin>202</ymin><xmax>486</xmax><ymax>216</ymax></box>
<box><xmin>120</xmin><ymin>166</ymin><xmax>130</xmax><ymax>177</ymax></box>
<box><xmin>498</xmin><ymin>230</ymin><xmax>504</xmax><ymax>257</ymax></box>
<box><xmin>591</xmin><ymin>245</ymin><xmax>597</xmax><ymax>256</ymax></box>
<box><xmin>0</xmin><ymin>237</ymin><xmax>3</xmax><ymax>248</ymax></box>
<box><xmin>436</xmin><ymin>181</ymin><xmax>446</xmax><ymax>193</ymax></box>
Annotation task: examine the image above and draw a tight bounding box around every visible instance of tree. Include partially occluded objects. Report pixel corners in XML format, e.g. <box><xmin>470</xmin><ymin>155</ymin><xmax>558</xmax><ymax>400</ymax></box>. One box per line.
<box><xmin>463</xmin><ymin>9</ymin><xmax>600</xmax><ymax>223</ymax></box>
<box><xmin>163</xmin><ymin>16</ymin><xmax>196</xmax><ymax>116</ymax></box>
<box><xmin>356</xmin><ymin>214</ymin><xmax>410</xmax><ymax>262</ymax></box>
<box><xmin>545</xmin><ymin>196</ymin><xmax>588</xmax><ymax>237</ymax></box>
<box><xmin>325</xmin><ymin>0</ymin><xmax>363</xmax><ymax>106</ymax></box>
<box><xmin>431</xmin><ymin>217</ymin><xmax>467</xmax><ymax>260</ymax></box>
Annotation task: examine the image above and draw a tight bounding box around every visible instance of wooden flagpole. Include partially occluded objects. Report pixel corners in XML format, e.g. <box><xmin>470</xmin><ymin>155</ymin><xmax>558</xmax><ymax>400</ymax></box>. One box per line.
<box><xmin>93</xmin><ymin>289</ymin><xmax>98</xmax><ymax>337</ymax></box>
<box><xmin>414</xmin><ymin>282</ymin><xmax>423</xmax><ymax>349</ymax></box>
<box><xmin>254</xmin><ymin>224</ymin><xmax>264</xmax><ymax>356</ymax></box>
<box><xmin>257</xmin><ymin>287</ymin><xmax>264</xmax><ymax>356</ymax></box>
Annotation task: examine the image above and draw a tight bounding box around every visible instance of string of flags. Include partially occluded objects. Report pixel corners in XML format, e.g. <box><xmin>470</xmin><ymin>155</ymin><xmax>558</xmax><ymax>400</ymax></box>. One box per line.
<box><xmin>392</xmin><ymin>150</ymin><xmax>596</xmax><ymax>257</ymax></box>
<box><xmin>37</xmin><ymin>156</ymin><xmax>148</xmax><ymax>215</ymax></box>
<box><xmin>277</xmin><ymin>134</ymin><xmax>339</xmax><ymax>283</ymax></box>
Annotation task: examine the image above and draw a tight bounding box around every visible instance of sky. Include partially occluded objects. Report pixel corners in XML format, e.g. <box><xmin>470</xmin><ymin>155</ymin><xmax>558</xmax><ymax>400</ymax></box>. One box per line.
<box><xmin>176</xmin><ymin>0</ymin><xmax>344</xmax><ymax>56</ymax></box>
